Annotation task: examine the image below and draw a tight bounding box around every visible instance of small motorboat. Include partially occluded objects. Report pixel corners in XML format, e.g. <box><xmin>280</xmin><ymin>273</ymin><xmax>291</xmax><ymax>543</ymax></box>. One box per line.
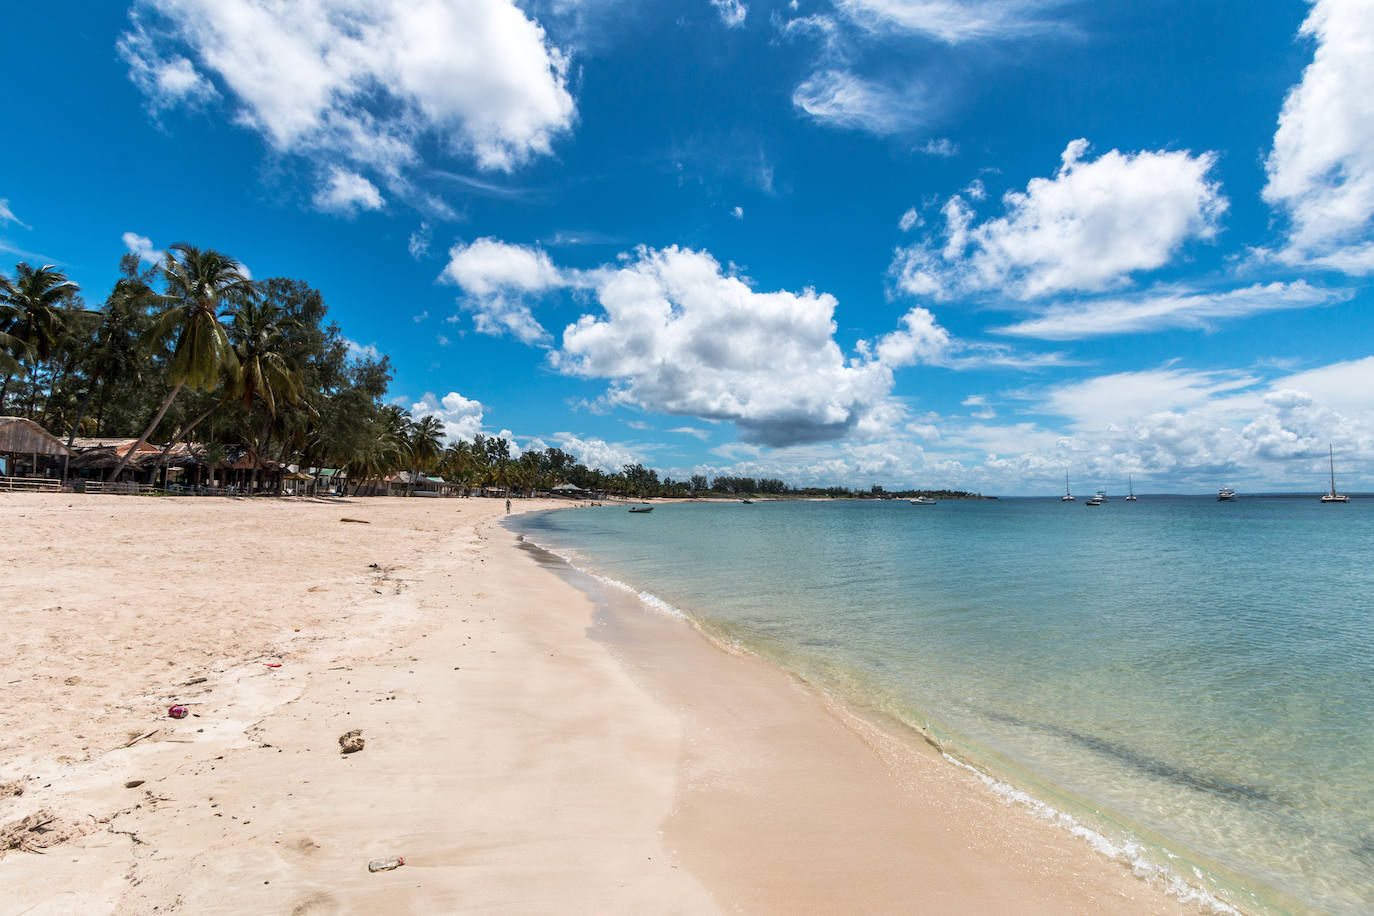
<box><xmin>1217</xmin><ymin>486</ymin><xmax>1236</xmax><ymax>501</ymax></box>
<box><xmin>909</xmin><ymin>496</ymin><xmax>937</xmax><ymax>505</ymax></box>
<box><xmin>628</xmin><ymin>506</ymin><xmax>654</xmax><ymax>513</ymax></box>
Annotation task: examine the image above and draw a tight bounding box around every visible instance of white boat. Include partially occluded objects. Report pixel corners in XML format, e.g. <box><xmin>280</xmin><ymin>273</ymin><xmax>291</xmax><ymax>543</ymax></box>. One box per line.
<box><xmin>740</xmin><ymin>498</ymin><xmax>754</xmax><ymax>504</ymax></box>
<box><xmin>1320</xmin><ymin>444</ymin><xmax>1350</xmax><ymax>503</ymax></box>
<box><xmin>1125</xmin><ymin>476</ymin><xmax>1138</xmax><ymax>501</ymax></box>
<box><xmin>1217</xmin><ymin>486</ymin><xmax>1236</xmax><ymax>501</ymax></box>
<box><xmin>909</xmin><ymin>496</ymin><xmax>937</xmax><ymax>505</ymax></box>
<box><xmin>1086</xmin><ymin>489</ymin><xmax>1106</xmax><ymax>506</ymax></box>
<box><xmin>628</xmin><ymin>505</ymin><xmax>654</xmax><ymax>513</ymax></box>
<box><xmin>1061</xmin><ymin>471</ymin><xmax>1075</xmax><ymax>502</ymax></box>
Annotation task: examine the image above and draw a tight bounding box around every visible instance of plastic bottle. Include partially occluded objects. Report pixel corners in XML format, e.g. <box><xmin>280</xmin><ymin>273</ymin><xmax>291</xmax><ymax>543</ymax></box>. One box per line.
<box><xmin>368</xmin><ymin>856</ymin><xmax>404</xmax><ymax>872</ymax></box>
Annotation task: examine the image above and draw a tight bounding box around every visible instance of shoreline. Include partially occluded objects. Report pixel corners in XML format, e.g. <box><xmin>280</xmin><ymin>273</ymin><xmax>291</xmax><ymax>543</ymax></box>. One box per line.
<box><xmin>512</xmin><ymin>515</ymin><xmax>1214</xmax><ymax>914</ymax></box>
<box><xmin>2</xmin><ymin>493</ymin><xmax>1205</xmax><ymax>913</ymax></box>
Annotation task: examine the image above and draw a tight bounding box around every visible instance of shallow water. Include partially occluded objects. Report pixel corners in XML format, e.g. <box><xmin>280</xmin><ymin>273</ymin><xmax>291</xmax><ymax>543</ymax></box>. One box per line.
<box><xmin>513</xmin><ymin>497</ymin><xmax>1374</xmax><ymax>914</ymax></box>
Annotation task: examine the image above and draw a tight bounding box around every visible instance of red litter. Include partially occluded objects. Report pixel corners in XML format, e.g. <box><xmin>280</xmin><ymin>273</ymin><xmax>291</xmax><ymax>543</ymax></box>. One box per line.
<box><xmin>264</xmin><ymin>662</ymin><xmax>281</xmax><ymax>668</ymax></box>
<box><xmin>168</xmin><ymin>705</ymin><xmax>188</xmax><ymax>719</ymax></box>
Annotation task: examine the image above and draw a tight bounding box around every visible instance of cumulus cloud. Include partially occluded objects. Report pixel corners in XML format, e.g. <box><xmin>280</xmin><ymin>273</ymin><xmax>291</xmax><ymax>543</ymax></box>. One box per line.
<box><xmin>411</xmin><ymin>391</ymin><xmax>484</xmax><ymax>441</ymax></box>
<box><xmin>895</xmin><ymin>140</ymin><xmax>1231</xmax><ymax>300</ymax></box>
<box><xmin>893</xmin><ymin>139</ymin><xmax>1227</xmax><ymax>301</ymax></box>
<box><xmin>551</xmin><ymin>246</ymin><xmax>911</xmax><ymax>447</ymax></box>
<box><xmin>312</xmin><ymin>168</ymin><xmax>385</xmax><ymax>215</ymax></box>
<box><xmin>1263</xmin><ymin>0</ymin><xmax>1374</xmax><ymax>272</ymax></box>
<box><xmin>836</xmin><ymin>0</ymin><xmax>1072</xmax><ymax>43</ymax></box>
<box><xmin>994</xmin><ymin>280</ymin><xmax>1350</xmax><ymax>340</ymax></box>
<box><xmin>343</xmin><ymin>337</ymin><xmax>382</xmax><ymax>360</ymax></box>
<box><xmin>793</xmin><ymin>69</ymin><xmax>931</xmax><ymax>135</ymax></box>
<box><xmin>710</xmin><ymin>0</ymin><xmax>748</xmax><ymax>28</ymax></box>
<box><xmin>438</xmin><ymin>237</ymin><xmax>566</xmax><ymax>344</ymax></box>
<box><xmin>121</xmin><ymin>231</ymin><xmax>164</xmax><ymax>264</ymax></box>
<box><xmin>556</xmin><ymin>433</ymin><xmax>641</xmax><ymax>472</ymax></box>
<box><xmin>120</xmin><ymin>0</ymin><xmax>575</xmax><ymax>190</ymax></box>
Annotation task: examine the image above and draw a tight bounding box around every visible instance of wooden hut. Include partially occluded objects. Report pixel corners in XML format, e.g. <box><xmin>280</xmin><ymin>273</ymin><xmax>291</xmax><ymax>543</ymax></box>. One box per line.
<box><xmin>0</xmin><ymin>417</ymin><xmax>70</xmax><ymax>482</ymax></box>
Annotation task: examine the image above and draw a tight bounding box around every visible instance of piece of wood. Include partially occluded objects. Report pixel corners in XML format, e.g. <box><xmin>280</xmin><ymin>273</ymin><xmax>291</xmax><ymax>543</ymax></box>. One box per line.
<box><xmin>121</xmin><ymin>729</ymin><xmax>158</xmax><ymax>749</ymax></box>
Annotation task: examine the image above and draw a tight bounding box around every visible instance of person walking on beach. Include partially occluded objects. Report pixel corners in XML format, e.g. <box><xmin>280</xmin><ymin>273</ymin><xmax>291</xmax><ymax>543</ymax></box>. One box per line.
<box><xmin>505</xmin><ymin>498</ymin><xmax>511</xmax><ymax>513</ymax></box>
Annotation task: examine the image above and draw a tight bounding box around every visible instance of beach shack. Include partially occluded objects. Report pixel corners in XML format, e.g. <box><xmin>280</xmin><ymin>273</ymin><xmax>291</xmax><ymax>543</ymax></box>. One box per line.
<box><xmin>551</xmin><ymin>482</ymin><xmax>587</xmax><ymax>498</ymax></box>
<box><xmin>0</xmin><ymin>417</ymin><xmax>69</xmax><ymax>487</ymax></box>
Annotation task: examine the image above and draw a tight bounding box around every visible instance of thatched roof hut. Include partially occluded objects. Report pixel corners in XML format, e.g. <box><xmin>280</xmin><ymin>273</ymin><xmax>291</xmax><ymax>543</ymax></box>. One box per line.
<box><xmin>0</xmin><ymin>417</ymin><xmax>70</xmax><ymax>457</ymax></box>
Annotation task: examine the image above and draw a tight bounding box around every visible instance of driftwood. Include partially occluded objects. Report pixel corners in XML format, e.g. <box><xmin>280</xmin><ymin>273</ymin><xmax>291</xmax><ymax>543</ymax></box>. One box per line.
<box><xmin>340</xmin><ymin>517</ymin><xmax>370</xmax><ymax>524</ymax></box>
<box><xmin>121</xmin><ymin>729</ymin><xmax>158</xmax><ymax>749</ymax></box>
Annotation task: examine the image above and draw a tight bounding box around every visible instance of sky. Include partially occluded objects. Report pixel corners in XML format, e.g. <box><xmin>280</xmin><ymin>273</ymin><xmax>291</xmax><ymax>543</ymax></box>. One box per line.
<box><xmin>2</xmin><ymin>0</ymin><xmax>1373</xmax><ymax>495</ymax></box>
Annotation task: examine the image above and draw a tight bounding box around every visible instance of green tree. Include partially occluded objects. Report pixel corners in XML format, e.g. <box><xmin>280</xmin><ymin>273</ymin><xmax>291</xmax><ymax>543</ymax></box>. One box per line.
<box><xmin>0</xmin><ymin>262</ymin><xmax>81</xmax><ymax>415</ymax></box>
<box><xmin>110</xmin><ymin>244</ymin><xmax>254</xmax><ymax>481</ymax></box>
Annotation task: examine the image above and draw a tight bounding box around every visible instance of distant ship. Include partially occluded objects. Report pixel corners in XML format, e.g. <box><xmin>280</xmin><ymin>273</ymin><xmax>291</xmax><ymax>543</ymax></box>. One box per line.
<box><xmin>1125</xmin><ymin>476</ymin><xmax>1138</xmax><ymax>501</ymax></box>
<box><xmin>1062</xmin><ymin>471</ymin><xmax>1075</xmax><ymax>502</ymax></box>
<box><xmin>1086</xmin><ymin>489</ymin><xmax>1106</xmax><ymax>506</ymax></box>
<box><xmin>1321</xmin><ymin>444</ymin><xmax>1350</xmax><ymax>503</ymax></box>
<box><xmin>909</xmin><ymin>496</ymin><xmax>937</xmax><ymax>505</ymax></box>
<box><xmin>1217</xmin><ymin>486</ymin><xmax>1237</xmax><ymax>501</ymax></box>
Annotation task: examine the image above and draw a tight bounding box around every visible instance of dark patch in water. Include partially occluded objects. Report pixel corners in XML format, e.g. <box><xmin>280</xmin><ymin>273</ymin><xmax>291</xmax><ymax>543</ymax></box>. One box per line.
<box><xmin>1352</xmin><ymin>835</ymin><xmax>1374</xmax><ymax>869</ymax></box>
<box><xmin>982</xmin><ymin>709</ymin><xmax>1277</xmax><ymax>804</ymax></box>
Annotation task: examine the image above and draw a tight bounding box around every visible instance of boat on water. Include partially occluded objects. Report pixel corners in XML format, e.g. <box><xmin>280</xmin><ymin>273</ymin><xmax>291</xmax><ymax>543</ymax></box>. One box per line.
<box><xmin>1061</xmin><ymin>471</ymin><xmax>1075</xmax><ymax>502</ymax></box>
<box><xmin>909</xmin><ymin>496</ymin><xmax>937</xmax><ymax>505</ymax></box>
<box><xmin>1086</xmin><ymin>491</ymin><xmax>1105</xmax><ymax>506</ymax></box>
<box><xmin>1125</xmin><ymin>476</ymin><xmax>1138</xmax><ymax>501</ymax></box>
<box><xmin>1321</xmin><ymin>444</ymin><xmax>1350</xmax><ymax>503</ymax></box>
<box><xmin>628</xmin><ymin>506</ymin><xmax>654</xmax><ymax>513</ymax></box>
<box><xmin>740</xmin><ymin>498</ymin><xmax>755</xmax><ymax>504</ymax></box>
<box><xmin>1217</xmin><ymin>486</ymin><xmax>1237</xmax><ymax>501</ymax></box>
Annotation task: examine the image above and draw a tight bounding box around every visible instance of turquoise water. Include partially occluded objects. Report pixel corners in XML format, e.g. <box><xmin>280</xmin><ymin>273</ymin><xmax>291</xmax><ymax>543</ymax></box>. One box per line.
<box><xmin>513</xmin><ymin>498</ymin><xmax>1374</xmax><ymax>914</ymax></box>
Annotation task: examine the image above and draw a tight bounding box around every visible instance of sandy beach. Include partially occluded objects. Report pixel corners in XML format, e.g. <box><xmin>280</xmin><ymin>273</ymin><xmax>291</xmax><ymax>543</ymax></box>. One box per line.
<box><xmin>1</xmin><ymin>494</ymin><xmax>1194</xmax><ymax>914</ymax></box>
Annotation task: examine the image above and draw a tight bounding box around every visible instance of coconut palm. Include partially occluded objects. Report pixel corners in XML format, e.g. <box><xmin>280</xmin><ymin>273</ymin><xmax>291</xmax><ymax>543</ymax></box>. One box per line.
<box><xmin>109</xmin><ymin>244</ymin><xmax>254</xmax><ymax>481</ymax></box>
<box><xmin>0</xmin><ymin>263</ymin><xmax>80</xmax><ymax>414</ymax></box>
<box><xmin>405</xmin><ymin>414</ymin><xmax>445</xmax><ymax>495</ymax></box>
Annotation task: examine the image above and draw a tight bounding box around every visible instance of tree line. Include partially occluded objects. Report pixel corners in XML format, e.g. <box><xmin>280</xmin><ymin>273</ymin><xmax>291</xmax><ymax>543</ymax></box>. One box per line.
<box><xmin>1</xmin><ymin>246</ymin><xmax>983</xmax><ymax>499</ymax></box>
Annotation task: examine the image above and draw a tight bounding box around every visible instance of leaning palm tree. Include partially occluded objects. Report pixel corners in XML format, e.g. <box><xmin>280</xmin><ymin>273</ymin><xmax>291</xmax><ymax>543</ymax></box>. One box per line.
<box><xmin>109</xmin><ymin>244</ymin><xmax>254</xmax><ymax>482</ymax></box>
<box><xmin>0</xmin><ymin>262</ymin><xmax>80</xmax><ymax>414</ymax></box>
<box><xmin>404</xmin><ymin>414</ymin><xmax>445</xmax><ymax>495</ymax></box>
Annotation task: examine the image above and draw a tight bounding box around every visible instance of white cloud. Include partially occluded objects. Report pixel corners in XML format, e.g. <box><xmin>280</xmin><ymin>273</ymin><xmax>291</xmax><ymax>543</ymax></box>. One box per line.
<box><xmin>0</xmin><ymin>199</ymin><xmax>28</xmax><ymax>228</ymax></box>
<box><xmin>117</xmin><ymin>18</ymin><xmax>218</xmax><ymax>112</ymax></box>
<box><xmin>408</xmin><ymin>222</ymin><xmax>432</xmax><ymax>260</ymax></box>
<box><xmin>994</xmin><ymin>280</ymin><xmax>1351</xmax><ymax>340</ymax></box>
<box><xmin>413</xmin><ymin>311</ymin><xmax>429</xmax><ymax>323</ymax></box>
<box><xmin>731</xmin><ymin>205</ymin><xmax>745</xmax><ymax>220</ymax></box>
<box><xmin>710</xmin><ymin>0</ymin><xmax>749</xmax><ymax>28</ymax></box>
<box><xmin>121</xmin><ymin>231</ymin><xmax>164</xmax><ymax>264</ymax></box>
<box><xmin>344</xmin><ymin>337</ymin><xmax>382</xmax><ymax>360</ymax></box>
<box><xmin>121</xmin><ymin>0</ymin><xmax>575</xmax><ymax>179</ymax></box>
<box><xmin>1042</xmin><ymin>367</ymin><xmax>1260</xmax><ymax>431</ymax></box>
<box><xmin>556</xmin><ymin>433</ymin><xmax>641</xmax><ymax>472</ymax></box>
<box><xmin>865</xmin><ymin>307</ymin><xmax>952</xmax><ymax>368</ymax></box>
<box><xmin>893</xmin><ymin>139</ymin><xmax>1227</xmax><ymax>300</ymax></box>
<box><xmin>551</xmin><ymin>246</ymin><xmax>907</xmax><ymax>447</ymax></box>
<box><xmin>411</xmin><ymin>391</ymin><xmax>485</xmax><ymax>441</ymax></box>
<box><xmin>792</xmin><ymin>69</ymin><xmax>930</xmax><ymax>135</ymax></box>
<box><xmin>312</xmin><ymin>167</ymin><xmax>385</xmax><ymax>215</ymax></box>
<box><xmin>898</xmin><ymin>207</ymin><xmax>921</xmax><ymax>231</ymax></box>
<box><xmin>438</xmin><ymin>237</ymin><xmax>566</xmax><ymax>344</ymax></box>
<box><xmin>915</xmin><ymin>137</ymin><xmax>959</xmax><ymax>157</ymax></box>
<box><xmin>1262</xmin><ymin>0</ymin><xmax>1374</xmax><ymax>272</ymax></box>
<box><xmin>836</xmin><ymin>0</ymin><xmax>1071</xmax><ymax>43</ymax></box>
<box><xmin>668</xmin><ymin>426</ymin><xmax>713</xmax><ymax>441</ymax></box>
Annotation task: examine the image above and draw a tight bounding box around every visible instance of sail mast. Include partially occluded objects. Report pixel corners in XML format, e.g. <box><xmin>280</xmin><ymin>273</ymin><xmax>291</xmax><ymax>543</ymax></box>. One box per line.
<box><xmin>1330</xmin><ymin>444</ymin><xmax>1337</xmax><ymax>497</ymax></box>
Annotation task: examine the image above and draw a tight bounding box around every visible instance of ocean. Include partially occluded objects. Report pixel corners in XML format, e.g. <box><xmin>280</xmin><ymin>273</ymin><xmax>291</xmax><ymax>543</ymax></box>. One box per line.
<box><xmin>511</xmin><ymin>496</ymin><xmax>1374</xmax><ymax>915</ymax></box>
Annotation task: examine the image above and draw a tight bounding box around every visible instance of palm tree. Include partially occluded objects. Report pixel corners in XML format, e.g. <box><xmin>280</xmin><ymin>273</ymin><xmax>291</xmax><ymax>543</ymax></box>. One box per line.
<box><xmin>109</xmin><ymin>244</ymin><xmax>254</xmax><ymax>482</ymax></box>
<box><xmin>0</xmin><ymin>263</ymin><xmax>80</xmax><ymax>415</ymax></box>
<box><xmin>405</xmin><ymin>415</ymin><xmax>445</xmax><ymax>495</ymax></box>
<box><xmin>225</xmin><ymin>299</ymin><xmax>305</xmax><ymax>491</ymax></box>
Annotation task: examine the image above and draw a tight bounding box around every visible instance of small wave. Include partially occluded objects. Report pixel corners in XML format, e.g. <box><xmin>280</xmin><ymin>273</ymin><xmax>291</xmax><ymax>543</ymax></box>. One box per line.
<box><xmin>516</xmin><ymin>533</ymin><xmax>687</xmax><ymax>619</ymax></box>
<box><xmin>941</xmin><ymin>753</ymin><xmax>1244</xmax><ymax>915</ymax></box>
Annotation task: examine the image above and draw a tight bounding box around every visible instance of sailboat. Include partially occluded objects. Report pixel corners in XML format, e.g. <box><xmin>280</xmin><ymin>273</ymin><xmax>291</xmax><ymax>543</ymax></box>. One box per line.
<box><xmin>1320</xmin><ymin>444</ymin><xmax>1350</xmax><ymax>503</ymax></box>
<box><xmin>1125</xmin><ymin>475</ymin><xmax>1138</xmax><ymax>501</ymax></box>
<box><xmin>1061</xmin><ymin>471</ymin><xmax>1075</xmax><ymax>502</ymax></box>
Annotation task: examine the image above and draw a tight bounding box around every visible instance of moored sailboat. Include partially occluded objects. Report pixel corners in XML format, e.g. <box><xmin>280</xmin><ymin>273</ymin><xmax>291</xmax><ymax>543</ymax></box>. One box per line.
<box><xmin>1061</xmin><ymin>471</ymin><xmax>1075</xmax><ymax>502</ymax></box>
<box><xmin>1320</xmin><ymin>444</ymin><xmax>1349</xmax><ymax>503</ymax></box>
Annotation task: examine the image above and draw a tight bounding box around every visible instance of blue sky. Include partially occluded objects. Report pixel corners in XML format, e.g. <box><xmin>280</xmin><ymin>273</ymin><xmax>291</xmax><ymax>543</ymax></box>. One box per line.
<box><xmin>3</xmin><ymin>0</ymin><xmax>1372</xmax><ymax>494</ymax></box>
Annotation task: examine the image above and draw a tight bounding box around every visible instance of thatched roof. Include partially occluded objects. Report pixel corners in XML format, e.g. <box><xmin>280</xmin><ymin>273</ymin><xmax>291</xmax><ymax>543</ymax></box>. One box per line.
<box><xmin>0</xmin><ymin>417</ymin><xmax>70</xmax><ymax>456</ymax></box>
<box><xmin>67</xmin><ymin>439</ymin><xmax>208</xmax><ymax>471</ymax></box>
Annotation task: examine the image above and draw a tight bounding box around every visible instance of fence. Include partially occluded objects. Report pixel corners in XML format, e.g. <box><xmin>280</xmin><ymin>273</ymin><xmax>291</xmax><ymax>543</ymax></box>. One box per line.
<box><xmin>0</xmin><ymin>476</ymin><xmax>62</xmax><ymax>492</ymax></box>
